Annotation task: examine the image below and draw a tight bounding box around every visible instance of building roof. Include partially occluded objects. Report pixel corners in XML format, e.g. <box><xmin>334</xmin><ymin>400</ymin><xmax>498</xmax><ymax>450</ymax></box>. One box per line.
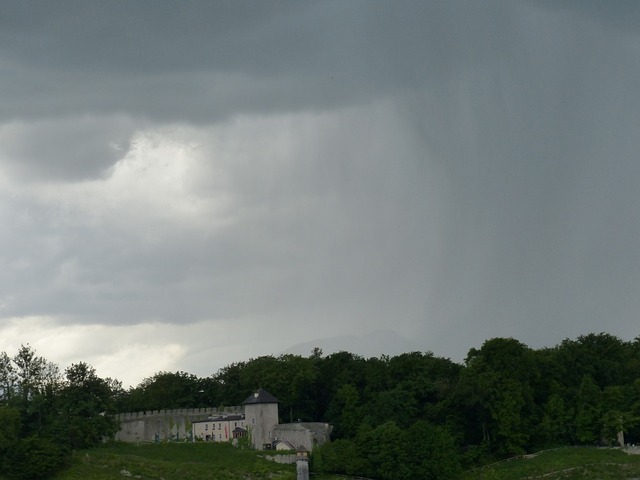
<box><xmin>274</xmin><ymin>440</ymin><xmax>295</xmax><ymax>450</ymax></box>
<box><xmin>192</xmin><ymin>414</ymin><xmax>245</xmax><ymax>424</ymax></box>
<box><xmin>242</xmin><ymin>388</ymin><xmax>279</xmax><ymax>405</ymax></box>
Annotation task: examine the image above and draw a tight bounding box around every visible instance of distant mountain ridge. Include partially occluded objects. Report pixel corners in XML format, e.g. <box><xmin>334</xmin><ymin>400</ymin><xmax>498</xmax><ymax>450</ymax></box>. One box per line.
<box><xmin>281</xmin><ymin>329</ymin><xmax>426</xmax><ymax>358</ymax></box>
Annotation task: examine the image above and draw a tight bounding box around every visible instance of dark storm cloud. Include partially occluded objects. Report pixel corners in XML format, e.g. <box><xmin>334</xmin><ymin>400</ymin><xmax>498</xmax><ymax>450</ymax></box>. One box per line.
<box><xmin>0</xmin><ymin>0</ymin><xmax>524</xmax><ymax>183</ymax></box>
<box><xmin>1</xmin><ymin>0</ymin><xmax>640</xmax><ymax>376</ymax></box>
<box><xmin>390</xmin><ymin>2</ymin><xmax>640</xmax><ymax>352</ymax></box>
<box><xmin>0</xmin><ymin>1</ymin><xmax>520</xmax><ymax>122</ymax></box>
<box><xmin>2</xmin><ymin>0</ymin><xmax>492</xmax><ymax>180</ymax></box>
<box><xmin>533</xmin><ymin>0</ymin><xmax>640</xmax><ymax>32</ymax></box>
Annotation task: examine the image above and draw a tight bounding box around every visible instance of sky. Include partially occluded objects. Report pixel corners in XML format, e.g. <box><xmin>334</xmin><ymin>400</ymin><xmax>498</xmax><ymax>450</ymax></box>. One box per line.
<box><xmin>1</xmin><ymin>0</ymin><xmax>640</xmax><ymax>387</ymax></box>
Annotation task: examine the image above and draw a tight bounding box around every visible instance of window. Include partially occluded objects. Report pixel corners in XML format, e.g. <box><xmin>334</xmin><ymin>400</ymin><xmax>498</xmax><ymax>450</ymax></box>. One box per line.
<box><xmin>218</xmin><ymin>423</ymin><xmax>221</xmax><ymax>430</ymax></box>
<box><xmin>205</xmin><ymin>424</ymin><xmax>208</xmax><ymax>431</ymax></box>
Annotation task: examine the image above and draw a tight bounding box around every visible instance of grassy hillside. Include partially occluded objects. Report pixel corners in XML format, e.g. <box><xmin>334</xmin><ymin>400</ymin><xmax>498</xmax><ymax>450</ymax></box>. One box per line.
<box><xmin>33</xmin><ymin>442</ymin><xmax>640</xmax><ymax>480</ymax></box>
<box><xmin>462</xmin><ymin>447</ymin><xmax>640</xmax><ymax>480</ymax></box>
<box><xmin>49</xmin><ymin>442</ymin><xmax>299</xmax><ymax>480</ymax></box>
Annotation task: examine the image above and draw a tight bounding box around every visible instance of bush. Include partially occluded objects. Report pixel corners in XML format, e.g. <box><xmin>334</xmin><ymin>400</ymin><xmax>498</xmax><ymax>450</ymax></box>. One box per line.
<box><xmin>2</xmin><ymin>436</ymin><xmax>68</xmax><ymax>480</ymax></box>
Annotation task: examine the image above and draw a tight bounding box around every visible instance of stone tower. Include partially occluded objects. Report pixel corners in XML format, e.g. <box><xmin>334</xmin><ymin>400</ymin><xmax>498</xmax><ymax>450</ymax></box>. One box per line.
<box><xmin>242</xmin><ymin>388</ymin><xmax>279</xmax><ymax>450</ymax></box>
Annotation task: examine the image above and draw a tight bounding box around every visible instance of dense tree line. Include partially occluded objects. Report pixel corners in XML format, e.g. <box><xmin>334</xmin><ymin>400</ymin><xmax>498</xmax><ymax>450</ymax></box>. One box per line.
<box><xmin>114</xmin><ymin>333</ymin><xmax>640</xmax><ymax>479</ymax></box>
<box><xmin>0</xmin><ymin>345</ymin><xmax>120</xmax><ymax>479</ymax></box>
<box><xmin>3</xmin><ymin>333</ymin><xmax>640</xmax><ymax>479</ymax></box>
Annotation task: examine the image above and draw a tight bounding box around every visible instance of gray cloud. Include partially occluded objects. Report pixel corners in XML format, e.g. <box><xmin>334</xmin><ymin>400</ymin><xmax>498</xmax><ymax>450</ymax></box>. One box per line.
<box><xmin>0</xmin><ymin>116</ymin><xmax>137</xmax><ymax>181</ymax></box>
<box><xmin>1</xmin><ymin>1</ymin><xmax>640</xmax><ymax>382</ymax></box>
<box><xmin>0</xmin><ymin>1</ymin><xmax>523</xmax><ymax>123</ymax></box>
<box><xmin>0</xmin><ymin>109</ymin><xmax>445</xmax><ymax>338</ymax></box>
<box><xmin>533</xmin><ymin>0</ymin><xmax>640</xmax><ymax>32</ymax></box>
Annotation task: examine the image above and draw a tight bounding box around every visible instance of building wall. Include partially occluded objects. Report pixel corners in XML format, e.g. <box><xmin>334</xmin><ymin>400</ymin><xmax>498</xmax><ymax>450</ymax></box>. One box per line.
<box><xmin>114</xmin><ymin>402</ymin><xmax>331</xmax><ymax>451</ymax></box>
<box><xmin>114</xmin><ymin>407</ymin><xmax>242</xmax><ymax>443</ymax></box>
<box><xmin>192</xmin><ymin>417</ymin><xmax>246</xmax><ymax>442</ymax></box>
<box><xmin>244</xmin><ymin>402</ymin><xmax>279</xmax><ymax>450</ymax></box>
<box><xmin>273</xmin><ymin>422</ymin><xmax>332</xmax><ymax>452</ymax></box>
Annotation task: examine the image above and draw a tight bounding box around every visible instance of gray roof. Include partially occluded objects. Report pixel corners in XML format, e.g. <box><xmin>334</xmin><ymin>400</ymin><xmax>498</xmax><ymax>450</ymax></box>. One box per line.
<box><xmin>192</xmin><ymin>414</ymin><xmax>245</xmax><ymax>424</ymax></box>
<box><xmin>242</xmin><ymin>388</ymin><xmax>279</xmax><ymax>405</ymax></box>
<box><xmin>275</xmin><ymin>440</ymin><xmax>295</xmax><ymax>449</ymax></box>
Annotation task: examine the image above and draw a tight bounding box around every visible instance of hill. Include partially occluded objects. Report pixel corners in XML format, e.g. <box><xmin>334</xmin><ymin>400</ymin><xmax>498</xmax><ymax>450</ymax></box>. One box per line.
<box><xmin>462</xmin><ymin>447</ymin><xmax>640</xmax><ymax>480</ymax></box>
<box><xmin>48</xmin><ymin>444</ymin><xmax>640</xmax><ymax>480</ymax></box>
<box><xmin>48</xmin><ymin>442</ymin><xmax>298</xmax><ymax>480</ymax></box>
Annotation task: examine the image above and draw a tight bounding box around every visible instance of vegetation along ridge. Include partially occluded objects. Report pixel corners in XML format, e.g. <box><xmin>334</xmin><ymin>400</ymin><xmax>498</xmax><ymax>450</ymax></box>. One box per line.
<box><xmin>2</xmin><ymin>332</ymin><xmax>640</xmax><ymax>479</ymax></box>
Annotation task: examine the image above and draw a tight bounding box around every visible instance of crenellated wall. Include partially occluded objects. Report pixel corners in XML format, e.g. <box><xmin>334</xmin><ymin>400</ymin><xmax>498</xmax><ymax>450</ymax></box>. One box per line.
<box><xmin>114</xmin><ymin>407</ymin><xmax>243</xmax><ymax>442</ymax></box>
<box><xmin>113</xmin><ymin>402</ymin><xmax>332</xmax><ymax>449</ymax></box>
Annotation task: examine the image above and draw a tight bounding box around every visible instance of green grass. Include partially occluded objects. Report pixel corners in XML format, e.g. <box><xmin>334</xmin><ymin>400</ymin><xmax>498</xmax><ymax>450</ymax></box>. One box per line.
<box><xmin>462</xmin><ymin>447</ymin><xmax>640</xmax><ymax>480</ymax></box>
<box><xmin>49</xmin><ymin>442</ymin><xmax>298</xmax><ymax>480</ymax></box>
<box><xmin>47</xmin><ymin>443</ymin><xmax>640</xmax><ymax>480</ymax></box>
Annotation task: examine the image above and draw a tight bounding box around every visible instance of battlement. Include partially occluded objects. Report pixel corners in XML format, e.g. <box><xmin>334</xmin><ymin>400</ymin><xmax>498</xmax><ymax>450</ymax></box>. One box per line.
<box><xmin>115</xmin><ymin>406</ymin><xmax>243</xmax><ymax>421</ymax></box>
<box><xmin>114</xmin><ymin>406</ymin><xmax>244</xmax><ymax>442</ymax></box>
<box><xmin>112</xmin><ymin>390</ymin><xmax>331</xmax><ymax>450</ymax></box>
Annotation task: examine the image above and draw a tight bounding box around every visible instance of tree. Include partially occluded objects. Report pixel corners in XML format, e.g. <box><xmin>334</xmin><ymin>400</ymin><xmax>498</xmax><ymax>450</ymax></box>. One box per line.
<box><xmin>315</xmin><ymin>438</ymin><xmax>360</xmax><ymax>475</ymax></box>
<box><xmin>124</xmin><ymin>371</ymin><xmax>204</xmax><ymax>411</ymax></box>
<box><xmin>363</xmin><ymin>386</ymin><xmax>418</xmax><ymax>429</ymax></box>
<box><xmin>214</xmin><ymin>362</ymin><xmax>248</xmax><ymax>405</ymax></box>
<box><xmin>0</xmin><ymin>406</ymin><xmax>21</xmax><ymax>468</ymax></box>
<box><xmin>601</xmin><ymin>409</ymin><xmax>624</xmax><ymax>446</ymax></box>
<box><xmin>600</xmin><ymin>385</ymin><xmax>632</xmax><ymax>446</ymax></box>
<box><xmin>0</xmin><ymin>347</ymin><xmax>68</xmax><ymax>480</ymax></box>
<box><xmin>8</xmin><ymin>345</ymin><xmax>61</xmax><ymax>438</ymax></box>
<box><xmin>405</xmin><ymin>421</ymin><xmax>461</xmax><ymax>480</ymax></box>
<box><xmin>367</xmin><ymin>421</ymin><xmax>408</xmax><ymax>480</ymax></box>
<box><xmin>537</xmin><ymin>393</ymin><xmax>573</xmax><ymax>446</ymax></box>
<box><xmin>491</xmin><ymin>379</ymin><xmax>530</xmax><ymax>454</ymax></box>
<box><xmin>2</xmin><ymin>436</ymin><xmax>67</xmax><ymax>480</ymax></box>
<box><xmin>0</xmin><ymin>352</ymin><xmax>16</xmax><ymax>404</ymax></box>
<box><xmin>457</xmin><ymin>338</ymin><xmax>536</xmax><ymax>455</ymax></box>
<box><xmin>363</xmin><ymin>355</ymin><xmax>391</xmax><ymax>398</ymax></box>
<box><xmin>316</xmin><ymin>351</ymin><xmax>367</xmax><ymax>421</ymax></box>
<box><xmin>575</xmin><ymin>374</ymin><xmax>602</xmax><ymax>444</ymax></box>
<box><xmin>325</xmin><ymin>384</ymin><xmax>363</xmax><ymax>439</ymax></box>
<box><xmin>556</xmin><ymin>333</ymin><xmax>629</xmax><ymax>389</ymax></box>
<box><xmin>625</xmin><ymin>379</ymin><xmax>640</xmax><ymax>443</ymax></box>
<box><xmin>310</xmin><ymin>347</ymin><xmax>323</xmax><ymax>359</ymax></box>
<box><xmin>277</xmin><ymin>354</ymin><xmax>319</xmax><ymax>422</ymax></box>
<box><xmin>12</xmin><ymin>345</ymin><xmax>46</xmax><ymax>405</ymax></box>
<box><xmin>53</xmin><ymin>362</ymin><xmax>119</xmax><ymax>448</ymax></box>
<box><xmin>353</xmin><ymin>421</ymin><xmax>407</xmax><ymax>480</ymax></box>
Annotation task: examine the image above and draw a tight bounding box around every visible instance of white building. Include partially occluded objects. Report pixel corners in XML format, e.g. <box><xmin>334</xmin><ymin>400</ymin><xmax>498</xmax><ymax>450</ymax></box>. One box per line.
<box><xmin>192</xmin><ymin>413</ymin><xmax>246</xmax><ymax>442</ymax></box>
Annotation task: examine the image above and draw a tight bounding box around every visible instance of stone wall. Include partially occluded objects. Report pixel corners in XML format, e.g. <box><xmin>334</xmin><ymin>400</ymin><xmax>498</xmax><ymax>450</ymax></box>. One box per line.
<box><xmin>273</xmin><ymin>422</ymin><xmax>332</xmax><ymax>452</ymax></box>
<box><xmin>114</xmin><ymin>407</ymin><xmax>242</xmax><ymax>443</ymax></box>
<box><xmin>245</xmin><ymin>402</ymin><xmax>279</xmax><ymax>450</ymax></box>
<box><xmin>113</xmin><ymin>407</ymin><xmax>332</xmax><ymax>449</ymax></box>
